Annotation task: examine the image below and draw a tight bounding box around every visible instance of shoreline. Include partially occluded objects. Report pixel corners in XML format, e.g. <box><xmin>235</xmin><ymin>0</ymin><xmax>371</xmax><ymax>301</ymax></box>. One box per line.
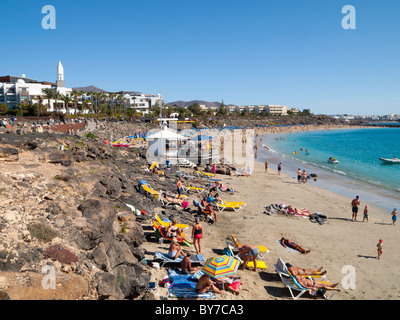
<box><xmin>143</xmin><ymin>125</ymin><xmax>400</xmax><ymax>300</ymax></box>
<box><xmin>254</xmin><ymin>125</ymin><xmax>399</xmax><ymax>217</ymax></box>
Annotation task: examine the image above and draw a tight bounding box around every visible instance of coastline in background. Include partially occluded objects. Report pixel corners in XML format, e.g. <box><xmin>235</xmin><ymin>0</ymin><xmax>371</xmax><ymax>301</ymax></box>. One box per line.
<box><xmin>256</xmin><ymin>127</ymin><xmax>400</xmax><ymax>217</ymax></box>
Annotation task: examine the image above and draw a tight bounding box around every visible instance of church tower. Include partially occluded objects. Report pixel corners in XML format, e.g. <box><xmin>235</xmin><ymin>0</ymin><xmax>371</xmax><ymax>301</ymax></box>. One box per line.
<box><xmin>56</xmin><ymin>61</ymin><xmax>65</xmax><ymax>87</ymax></box>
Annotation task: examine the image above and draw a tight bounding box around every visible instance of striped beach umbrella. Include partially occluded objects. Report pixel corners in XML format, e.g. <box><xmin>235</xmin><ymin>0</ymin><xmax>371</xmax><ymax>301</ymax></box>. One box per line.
<box><xmin>202</xmin><ymin>255</ymin><xmax>240</xmax><ymax>278</ymax></box>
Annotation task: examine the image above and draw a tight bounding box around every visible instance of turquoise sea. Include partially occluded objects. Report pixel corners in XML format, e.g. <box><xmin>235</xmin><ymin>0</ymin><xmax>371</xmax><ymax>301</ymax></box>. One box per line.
<box><xmin>259</xmin><ymin>127</ymin><xmax>400</xmax><ymax>214</ymax></box>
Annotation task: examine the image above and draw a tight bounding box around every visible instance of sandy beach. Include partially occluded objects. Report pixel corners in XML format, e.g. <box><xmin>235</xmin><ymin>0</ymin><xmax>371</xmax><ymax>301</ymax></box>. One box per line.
<box><xmin>142</xmin><ymin>125</ymin><xmax>400</xmax><ymax>300</ymax></box>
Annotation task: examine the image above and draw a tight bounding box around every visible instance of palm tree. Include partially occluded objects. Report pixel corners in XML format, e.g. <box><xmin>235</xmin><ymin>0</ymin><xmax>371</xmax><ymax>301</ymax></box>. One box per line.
<box><xmin>71</xmin><ymin>90</ymin><xmax>80</xmax><ymax>114</ymax></box>
<box><xmin>42</xmin><ymin>88</ymin><xmax>54</xmax><ymax>113</ymax></box>
<box><xmin>52</xmin><ymin>90</ymin><xmax>62</xmax><ymax>114</ymax></box>
<box><xmin>61</xmin><ymin>93</ymin><xmax>72</xmax><ymax>115</ymax></box>
<box><xmin>108</xmin><ymin>92</ymin><xmax>116</xmax><ymax>115</ymax></box>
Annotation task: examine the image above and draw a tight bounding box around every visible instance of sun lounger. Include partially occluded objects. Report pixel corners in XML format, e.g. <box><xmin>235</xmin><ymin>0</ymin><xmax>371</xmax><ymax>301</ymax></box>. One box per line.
<box><xmin>154</xmin><ymin>214</ymin><xmax>189</xmax><ymax>229</ymax></box>
<box><xmin>220</xmin><ymin>200</ymin><xmax>246</xmax><ymax>207</ymax></box>
<box><xmin>195</xmin><ymin>170</ymin><xmax>215</xmax><ymax>177</ymax></box>
<box><xmin>152</xmin><ymin>220</ymin><xmax>191</xmax><ymax>246</ymax></box>
<box><xmin>215</xmin><ymin>202</ymin><xmax>243</xmax><ymax>212</ymax></box>
<box><xmin>196</xmin><ymin>171</ymin><xmax>222</xmax><ymax>182</ymax></box>
<box><xmin>159</xmin><ymin>193</ymin><xmax>185</xmax><ymax>206</ymax></box>
<box><xmin>279</xmin><ymin>272</ymin><xmax>336</xmax><ymax>300</ymax></box>
<box><xmin>274</xmin><ymin>258</ymin><xmax>335</xmax><ymax>300</ymax></box>
<box><xmin>224</xmin><ymin>242</ymin><xmax>267</xmax><ymax>269</ymax></box>
<box><xmin>182</xmin><ymin>181</ymin><xmax>204</xmax><ymax>193</ymax></box>
<box><xmin>153</xmin><ymin>251</ymin><xmax>205</xmax><ymax>267</ymax></box>
<box><xmin>230</xmin><ymin>234</ymin><xmax>269</xmax><ymax>259</ymax></box>
<box><xmin>274</xmin><ymin>257</ymin><xmax>326</xmax><ymax>280</ymax></box>
<box><xmin>141</xmin><ymin>184</ymin><xmax>160</xmax><ymax>199</ymax></box>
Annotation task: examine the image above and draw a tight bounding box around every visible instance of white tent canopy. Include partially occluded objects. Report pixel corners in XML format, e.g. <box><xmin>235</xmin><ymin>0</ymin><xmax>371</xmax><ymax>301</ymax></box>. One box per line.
<box><xmin>146</xmin><ymin>128</ymin><xmax>186</xmax><ymax>140</ymax></box>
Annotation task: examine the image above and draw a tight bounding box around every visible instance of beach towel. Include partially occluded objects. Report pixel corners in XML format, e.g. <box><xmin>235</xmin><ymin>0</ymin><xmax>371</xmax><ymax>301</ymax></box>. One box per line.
<box><xmin>168</xmin><ymin>283</ymin><xmax>216</xmax><ymax>299</ymax></box>
<box><xmin>277</xmin><ymin>240</ymin><xmax>299</xmax><ymax>253</ymax></box>
<box><xmin>167</xmin><ymin>270</ymin><xmax>216</xmax><ymax>299</ymax></box>
<box><xmin>294</xmin><ymin>208</ymin><xmax>310</xmax><ymax>218</ymax></box>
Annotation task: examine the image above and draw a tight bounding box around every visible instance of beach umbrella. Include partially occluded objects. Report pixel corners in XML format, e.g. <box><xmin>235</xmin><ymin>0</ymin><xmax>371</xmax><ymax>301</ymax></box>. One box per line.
<box><xmin>202</xmin><ymin>255</ymin><xmax>240</xmax><ymax>278</ymax></box>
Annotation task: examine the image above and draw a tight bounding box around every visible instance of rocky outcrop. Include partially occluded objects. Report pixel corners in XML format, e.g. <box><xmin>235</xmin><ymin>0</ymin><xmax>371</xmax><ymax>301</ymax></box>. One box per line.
<box><xmin>0</xmin><ymin>147</ymin><xmax>19</xmax><ymax>162</ymax></box>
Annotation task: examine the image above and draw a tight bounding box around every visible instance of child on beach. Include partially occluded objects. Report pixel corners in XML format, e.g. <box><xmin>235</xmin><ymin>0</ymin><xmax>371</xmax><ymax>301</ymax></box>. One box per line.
<box><xmin>363</xmin><ymin>206</ymin><xmax>369</xmax><ymax>222</ymax></box>
<box><xmin>377</xmin><ymin>239</ymin><xmax>383</xmax><ymax>260</ymax></box>
<box><xmin>392</xmin><ymin>208</ymin><xmax>398</xmax><ymax>226</ymax></box>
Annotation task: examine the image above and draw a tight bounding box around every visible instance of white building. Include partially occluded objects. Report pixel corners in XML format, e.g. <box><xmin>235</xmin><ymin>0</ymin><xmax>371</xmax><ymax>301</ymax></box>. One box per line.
<box><xmin>0</xmin><ymin>61</ymin><xmax>73</xmax><ymax>112</ymax></box>
<box><xmin>265</xmin><ymin>105</ymin><xmax>288</xmax><ymax>116</ymax></box>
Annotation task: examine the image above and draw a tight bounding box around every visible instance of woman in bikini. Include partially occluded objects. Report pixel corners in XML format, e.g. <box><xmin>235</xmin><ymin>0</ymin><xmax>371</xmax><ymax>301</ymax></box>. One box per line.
<box><xmin>192</xmin><ymin>217</ymin><xmax>203</xmax><ymax>254</ymax></box>
<box><xmin>295</xmin><ymin>275</ymin><xmax>340</xmax><ymax>292</ymax></box>
<box><xmin>285</xmin><ymin>263</ymin><xmax>327</xmax><ymax>277</ymax></box>
<box><xmin>280</xmin><ymin>237</ymin><xmax>310</xmax><ymax>254</ymax></box>
<box><xmin>167</xmin><ymin>238</ymin><xmax>185</xmax><ymax>260</ymax></box>
<box><xmin>166</xmin><ymin>218</ymin><xmax>190</xmax><ymax>243</ymax></box>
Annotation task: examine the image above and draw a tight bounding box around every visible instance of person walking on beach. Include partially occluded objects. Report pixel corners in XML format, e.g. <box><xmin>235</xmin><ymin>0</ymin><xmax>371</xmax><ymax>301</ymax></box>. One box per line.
<box><xmin>192</xmin><ymin>217</ymin><xmax>203</xmax><ymax>254</ymax></box>
<box><xmin>377</xmin><ymin>239</ymin><xmax>383</xmax><ymax>260</ymax></box>
<box><xmin>391</xmin><ymin>208</ymin><xmax>398</xmax><ymax>226</ymax></box>
<box><xmin>277</xmin><ymin>162</ymin><xmax>282</xmax><ymax>175</ymax></box>
<box><xmin>302</xmin><ymin>170</ymin><xmax>308</xmax><ymax>184</ymax></box>
<box><xmin>363</xmin><ymin>206</ymin><xmax>369</xmax><ymax>222</ymax></box>
<box><xmin>265</xmin><ymin>160</ymin><xmax>269</xmax><ymax>173</ymax></box>
<box><xmin>297</xmin><ymin>168</ymin><xmax>302</xmax><ymax>183</ymax></box>
<box><xmin>351</xmin><ymin>196</ymin><xmax>360</xmax><ymax>221</ymax></box>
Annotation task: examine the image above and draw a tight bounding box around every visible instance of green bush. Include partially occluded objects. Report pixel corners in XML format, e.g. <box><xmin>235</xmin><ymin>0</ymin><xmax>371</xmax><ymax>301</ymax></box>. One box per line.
<box><xmin>84</xmin><ymin>132</ymin><xmax>97</xmax><ymax>140</ymax></box>
<box><xmin>27</xmin><ymin>223</ymin><xmax>58</xmax><ymax>242</ymax></box>
<box><xmin>43</xmin><ymin>244</ymin><xmax>79</xmax><ymax>264</ymax></box>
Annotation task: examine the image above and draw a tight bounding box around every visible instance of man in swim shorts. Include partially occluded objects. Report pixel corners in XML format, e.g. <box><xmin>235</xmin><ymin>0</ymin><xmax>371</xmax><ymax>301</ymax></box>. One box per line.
<box><xmin>351</xmin><ymin>196</ymin><xmax>360</xmax><ymax>221</ymax></box>
<box><xmin>238</xmin><ymin>244</ymin><xmax>260</xmax><ymax>272</ymax></box>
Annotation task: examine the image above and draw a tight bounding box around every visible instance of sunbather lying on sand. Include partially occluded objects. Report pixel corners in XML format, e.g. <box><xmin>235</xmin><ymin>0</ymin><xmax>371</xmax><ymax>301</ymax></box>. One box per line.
<box><xmin>280</xmin><ymin>237</ymin><xmax>310</xmax><ymax>254</ymax></box>
<box><xmin>161</xmin><ymin>192</ymin><xmax>184</xmax><ymax>204</ymax></box>
<box><xmin>214</xmin><ymin>181</ymin><xmax>234</xmax><ymax>193</ymax></box>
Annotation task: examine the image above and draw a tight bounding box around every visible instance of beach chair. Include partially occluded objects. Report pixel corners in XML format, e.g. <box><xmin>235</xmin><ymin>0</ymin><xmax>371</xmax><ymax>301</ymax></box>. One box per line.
<box><xmin>153</xmin><ymin>251</ymin><xmax>205</xmax><ymax>267</ymax></box>
<box><xmin>279</xmin><ymin>273</ymin><xmax>309</xmax><ymax>300</ymax></box>
<box><xmin>141</xmin><ymin>184</ymin><xmax>160</xmax><ymax>199</ymax></box>
<box><xmin>220</xmin><ymin>200</ymin><xmax>246</xmax><ymax>207</ymax></box>
<box><xmin>182</xmin><ymin>181</ymin><xmax>204</xmax><ymax>194</ymax></box>
<box><xmin>231</xmin><ymin>234</ymin><xmax>269</xmax><ymax>259</ymax></box>
<box><xmin>152</xmin><ymin>220</ymin><xmax>191</xmax><ymax>246</ymax></box>
<box><xmin>215</xmin><ymin>202</ymin><xmax>243</xmax><ymax>212</ymax></box>
<box><xmin>196</xmin><ymin>171</ymin><xmax>222</xmax><ymax>182</ymax></box>
<box><xmin>154</xmin><ymin>214</ymin><xmax>189</xmax><ymax>229</ymax></box>
<box><xmin>195</xmin><ymin>170</ymin><xmax>215</xmax><ymax>177</ymax></box>
<box><xmin>279</xmin><ymin>272</ymin><xmax>337</xmax><ymax>300</ymax></box>
<box><xmin>159</xmin><ymin>193</ymin><xmax>185</xmax><ymax>206</ymax></box>
<box><xmin>274</xmin><ymin>258</ymin><xmax>335</xmax><ymax>300</ymax></box>
<box><xmin>274</xmin><ymin>257</ymin><xmax>326</xmax><ymax>280</ymax></box>
<box><xmin>224</xmin><ymin>241</ymin><xmax>268</xmax><ymax>270</ymax></box>
<box><xmin>149</xmin><ymin>161</ymin><xmax>164</xmax><ymax>175</ymax></box>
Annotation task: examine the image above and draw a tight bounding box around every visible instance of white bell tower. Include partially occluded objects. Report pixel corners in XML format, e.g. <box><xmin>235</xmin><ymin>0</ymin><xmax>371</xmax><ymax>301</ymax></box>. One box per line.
<box><xmin>56</xmin><ymin>61</ymin><xmax>65</xmax><ymax>87</ymax></box>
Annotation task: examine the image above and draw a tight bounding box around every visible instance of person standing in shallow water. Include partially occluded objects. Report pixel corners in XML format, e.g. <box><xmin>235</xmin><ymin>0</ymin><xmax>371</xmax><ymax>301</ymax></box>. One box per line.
<box><xmin>351</xmin><ymin>196</ymin><xmax>360</xmax><ymax>221</ymax></box>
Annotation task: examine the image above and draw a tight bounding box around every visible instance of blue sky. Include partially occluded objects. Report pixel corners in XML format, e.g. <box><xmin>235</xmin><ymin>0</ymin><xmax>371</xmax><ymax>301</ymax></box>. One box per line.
<box><xmin>1</xmin><ymin>0</ymin><xmax>399</xmax><ymax>115</ymax></box>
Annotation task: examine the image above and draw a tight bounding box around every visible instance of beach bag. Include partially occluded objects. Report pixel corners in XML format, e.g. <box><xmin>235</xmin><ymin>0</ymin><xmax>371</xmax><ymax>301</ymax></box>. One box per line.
<box><xmin>317</xmin><ymin>288</ymin><xmax>326</xmax><ymax>297</ymax></box>
<box><xmin>223</xmin><ymin>247</ymin><xmax>232</xmax><ymax>257</ymax></box>
<box><xmin>193</xmin><ymin>199</ymin><xmax>200</xmax><ymax>207</ymax></box>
